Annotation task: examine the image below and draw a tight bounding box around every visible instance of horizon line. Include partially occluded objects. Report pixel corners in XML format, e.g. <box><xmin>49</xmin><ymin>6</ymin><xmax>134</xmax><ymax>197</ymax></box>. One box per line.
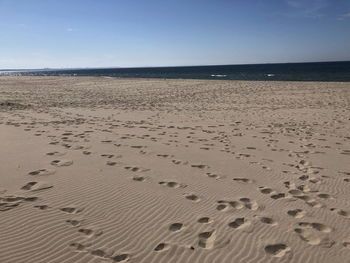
<box><xmin>1</xmin><ymin>59</ymin><xmax>350</xmax><ymax>71</ymax></box>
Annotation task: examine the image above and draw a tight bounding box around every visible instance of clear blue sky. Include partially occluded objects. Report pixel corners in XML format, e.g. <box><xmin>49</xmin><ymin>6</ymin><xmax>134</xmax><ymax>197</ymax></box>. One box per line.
<box><xmin>0</xmin><ymin>0</ymin><xmax>349</xmax><ymax>68</ymax></box>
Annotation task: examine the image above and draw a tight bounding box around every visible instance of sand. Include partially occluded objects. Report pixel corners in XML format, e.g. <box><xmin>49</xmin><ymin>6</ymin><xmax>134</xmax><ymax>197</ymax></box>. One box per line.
<box><xmin>0</xmin><ymin>76</ymin><xmax>349</xmax><ymax>263</ymax></box>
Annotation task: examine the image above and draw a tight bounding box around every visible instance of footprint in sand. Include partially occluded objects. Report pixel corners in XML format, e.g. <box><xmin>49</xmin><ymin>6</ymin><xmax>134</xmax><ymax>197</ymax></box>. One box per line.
<box><xmin>69</xmin><ymin>242</ymin><xmax>88</xmax><ymax>251</ymax></box>
<box><xmin>191</xmin><ymin>164</ymin><xmax>209</xmax><ymax>169</ymax></box>
<box><xmin>0</xmin><ymin>195</ymin><xmax>38</xmax><ymax>211</ymax></box>
<box><xmin>28</xmin><ymin>168</ymin><xmax>56</xmax><ymax>176</ymax></box>
<box><xmin>159</xmin><ymin>181</ymin><xmax>187</xmax><ymax>188</ymax></box>
<box><xmin>169</xmin><ymin>223</ymin><xmax>184</xmax><ymax>232</ymax></box>
<box><xmin>294</xmin><ymin>222</ymin><xmax>334</xmax><ymax>247</ymax></box>
<box><xmin>258</xmin><ymin>216</ymin><xmax>278</xmax><ymax>226</ymax></box>
<box><xmin>50</xmin><ymin>159</ymin><xmax>73</xmax><ymax>167</ymax></box>
<box><xmin>259</xmin><ymin>187</ymin><xmax>276</xmax><ymax>195</ymax></box>
<box><xmin>198</xmin><ymin>230</ymin><xmax>216</xmax><ymax>249</ymax></box>
<box><xmin>264</xmin><ymin>243</ymin><xmax>291</xmax><ymax>257</ymax></box>
<box><xmin>239</xmin><ymin>198</ymin><xmax>259</xmax><ymax>210</ymax></box>
<box><xmin>287</xmin><ymin>209</ymin><xmax>306</xmax><ymax>218</ymax></box>
<box><xmin>46</xmin><ymin>151</ymin><xmax>66</xmax><ymax>156</ymax></box>
<box><xmin>154</xmin><ymin>243</ymin><xmax>170</xmax><ymax>252</ymax></box>
<box><xmin>106</xmin><ymin>161</ymin><xmax>117</xmax><ymax>166</ymax></box>
<box><xmin>228</xmin><ymin>217</ymin><xmax>251</xmax><ymax>229</ymax></box>
<box><xmin>206</xmin><ymin>172</ymin><xmax>220</xmax><ymax>179</ymax></box>
<box><xmin>184</xmin><ymin>194</ymin><xmax>200</xmax><ymax>202</ymax></box>
<box><xmin>132</xmin><ymin>176</ymin><xmax>146</xmax><ymax>182</ymax></box>
<box><xmin>112</xmin><ymin>253</ymin><xmax>130</xmax><ymax>262</ymax></box>
<box><xmin>66</xmin><ymin>219</ymin><xmax>82</xmax><ymax>226</ymax></box>
<box><xmin>78</xmin><ymin>228</ymin><xmax>103</xmax><ymax>237</ymax></box>
<box><xmin>198</xmin><ymin>217</ymin><xmax>213</xmax><ymax>224</ymax></box>
<box><xmin>270</xmin><ymin>193</ymin><xmax>286</xmax><ymax>200</ymax></box>
<box><xmin>124</xmin><ymin>166</ymin><xmax>150</xmax><ymax>172</ymax></box>
<box><xmin>21</xmin><ymin>181</ymin><xmax>53</xmax><ymax>191</ymax></box>
<box><xmin>330</xmin><ymin>208</ymin><xmax>350</xmax><ymax>218</ymax></box>
<box><xmin>60</xmin><ymin>207</ymin><xmax>83</xmax><ymax>214</ymax></box>
<box><xmin>233</xmin><ymin>178</ymin><xmax>254</xmax><ymax>183</ymax></box>
<box><xmin>34</xmin><ymin>205</ymin><xmax>49</xmax><ymax>210</ymax></box>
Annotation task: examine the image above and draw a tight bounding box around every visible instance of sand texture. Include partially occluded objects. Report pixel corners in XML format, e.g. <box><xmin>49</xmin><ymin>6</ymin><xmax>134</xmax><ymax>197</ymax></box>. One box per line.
<box><xmin>0</xmin><ymin>76</ymin><xmax>350</xmax><ymax>263</ymax></box>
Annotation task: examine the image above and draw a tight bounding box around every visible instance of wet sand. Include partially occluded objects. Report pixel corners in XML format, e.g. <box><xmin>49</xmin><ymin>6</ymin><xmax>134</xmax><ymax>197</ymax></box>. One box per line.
<box><xmin>0</xmin><ymin>76</ymin><xmax>349</xmax><ymax>263</ymax></box>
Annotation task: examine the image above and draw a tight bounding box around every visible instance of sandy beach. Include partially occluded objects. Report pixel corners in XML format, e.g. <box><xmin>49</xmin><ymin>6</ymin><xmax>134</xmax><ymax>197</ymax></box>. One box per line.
<box><xmin>0</xmin><ymin>76</ymin><xmax>349</xmax><ymax>263</ymax></box>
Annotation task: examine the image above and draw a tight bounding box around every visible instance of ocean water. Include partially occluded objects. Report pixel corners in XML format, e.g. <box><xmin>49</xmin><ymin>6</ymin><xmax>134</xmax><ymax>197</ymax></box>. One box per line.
<box><xmin>1</xmin><ymin>61</ymin><xmax>350</xmax><ymax>82</ymax></box>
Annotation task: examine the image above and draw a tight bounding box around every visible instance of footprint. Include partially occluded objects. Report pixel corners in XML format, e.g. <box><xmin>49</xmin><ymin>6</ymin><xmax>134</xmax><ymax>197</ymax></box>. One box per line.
<box><xmin>124</xmin><ymin>166</ymin><xmax>149</xmax><ymax>172</ymax></box>
<box><xmin>198</xmin><ymin>230</ymin><xmax>216</xmax><ymax>249</ymax></box>
<box><xmin>287</xmin><ymin>209</ymin><xmax>306</xmax><ymax>218</ymax></box>
<box><xmin>216</xmin><ymin>204</ymin><xmax>229</xmax><ymax>211</ymax></box>
<box><xmin>133</xmin><ymin>176</ymin><xmax>145</xmax><ymax>182</ymax></box>
<box><xmin>206</xmin><ymin>172</ymin><xmax>220</xmax><ymax>179</ymax></box>
<box><xmin>233</xmin><ymin>178</ymin><xmax>254</xmax><ymax>183</ymax></box>
<box><xmin>107</xmin><ymin>161</ymin><xmax>117</xmax><ymax>166</ymax></box>
<box><xmin>78</xmin><ymin>228</ymin><xmax>103</xmax><ymax>237</ymax></box>
<box><xmin>101</xmin><ymin>154</ymin><xmax>114</xmax><ymax>158</ymax></box>
<box><xmin>159</xmin><ymin>181</ymin><xmax>186</xmax><ymax>188</ymax></box>
<box><xmin>154</xmin><ymin>243</ymin><xmax>170</xmax><ymax>252</ymax></box>
<box><xmin>112</xmin><ymin>253</ymin><xmax>130</xmax><ymax>262</ymax></box>
<box><xmin>264</xmin><ymin>243</ymin><xmax>290</xmax><ymax>257</ymax></box>
<box><xmin>21</xmin><ymin>181</ymin><xmax>53</xmax><ymax>191</ymax></box>
<box><xmin>294</xmin><ymin>228</ymin><xmax>321</xmax><ymax>245</ymax></box>
<box><xmin>198</xmin><ymin>217</ymin><xmax>213</xmax><ymax>224</ymax></box>
<box><xmin>28</xmin><ymin>168</ymin><xmax>56</xmax><ymax>176</ymax></box>
<box><xmin>259</xmin><ymin>217</ymin><xmax>277</xmax><ymax>225</ymax></box>
<box><xmin>169</xmin><ymin>223</ymin><xmax>183</xmax><ymax>232</ymax></box>
<box><xmin>228</xmin><ymin>218</ymin><xmax>251</xmax><ymax>229</ymax></box>
<box><xmin>34</xmin><ymin>205</ymin><xmax>49</xmax><ymax>210</ymax></box>
<box><xmin>69</xmin><ymin>242</ymin><xmax>87</xmax><ymax>251</ymax></box>
<box><xmin>297</xmin><ymin>222</ymin><xmax>332</xmax><ymax>233</ymax></box>
<box><xmin>259</xmin><ymin>187</ymin><xmax>275</xmax><ymax>194</ymax></box>
<box><xmin>50</xmin><ymin>159</ymin><xmax>73</xmax><ymax>167</ymax></box>
<box><xmin>270</xmin><ymin>193</ymin><xmax>285</xmax><ymax>200</ymax></box>
<box><xmin>184</xmin><ymin>194</ymin><xmax>200</xmax><ymax>202</ymax></box>
<box><xmin>239</xmin><ymin>198</ymin><xmax>259</xmax><ymax>210</ymax></box>
<box><xmin>46</xmin><ymin>151</ymin><xmax>65</xmax><ymax>156</ymax></box>
<box><xmin>91</xmin><ymin>249</ymin><xmax>106</xmax><ymax>258</ymax></box>
<box><xmin>66</xmin><ymin>219</ymin><xmax>81</xmax><ymax>226</ymax></box>
<box><xmin>60</xmin><ymin>207</ymin><xmax>83</xmax><ymax>214</ymax></box>
<box><xmin>191</xmin><ymin>164</ymin><xmax>209</xmax><ymax>169</ymax></box>
<box><xmin>330</xmin><ymin>208</ymin><xmax>350</xmax><ymax>218</ymax></box>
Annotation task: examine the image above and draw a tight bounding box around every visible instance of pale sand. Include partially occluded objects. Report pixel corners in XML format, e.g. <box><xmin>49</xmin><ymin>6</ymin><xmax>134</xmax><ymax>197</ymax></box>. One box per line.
<box><xmin>0</xmin><ymin>76</ymin><xmax>349</xmax><ymax>263</ymax></box>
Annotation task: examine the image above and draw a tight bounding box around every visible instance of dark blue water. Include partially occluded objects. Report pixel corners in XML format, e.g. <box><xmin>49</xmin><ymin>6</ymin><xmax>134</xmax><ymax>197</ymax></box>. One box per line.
<box><xmin>2</xmin><ymin>61</ymin><xmax>350</xmax><ymax>82</ymax></box>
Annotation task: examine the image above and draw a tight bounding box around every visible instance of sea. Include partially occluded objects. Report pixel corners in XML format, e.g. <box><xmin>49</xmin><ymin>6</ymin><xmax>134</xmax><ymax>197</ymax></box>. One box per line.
<box><xmin>1</xmin><ymin>61</ymin><xmax>350</xmax><ymax>82</ymax></box>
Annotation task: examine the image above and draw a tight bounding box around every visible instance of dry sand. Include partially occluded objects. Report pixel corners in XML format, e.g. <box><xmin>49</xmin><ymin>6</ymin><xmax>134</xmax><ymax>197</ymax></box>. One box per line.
<box><xmin>0</xmin><ymin>76</ymin><xmax>349</xmax><ymax>263</ymax></box>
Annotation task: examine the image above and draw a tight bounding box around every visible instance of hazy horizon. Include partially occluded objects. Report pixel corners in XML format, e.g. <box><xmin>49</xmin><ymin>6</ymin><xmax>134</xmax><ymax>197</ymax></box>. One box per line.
<box><xmin>1</xmin><ymin>0</ymin><xmax>350</xmax><ymax>69</ymax></box>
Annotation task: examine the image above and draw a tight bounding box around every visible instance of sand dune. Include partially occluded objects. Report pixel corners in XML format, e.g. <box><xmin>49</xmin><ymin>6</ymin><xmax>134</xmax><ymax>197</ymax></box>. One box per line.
<box><xmin>0</xmin><ymin>76</ymin><xmax>349</xmax><ymax>263</ymax></box>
